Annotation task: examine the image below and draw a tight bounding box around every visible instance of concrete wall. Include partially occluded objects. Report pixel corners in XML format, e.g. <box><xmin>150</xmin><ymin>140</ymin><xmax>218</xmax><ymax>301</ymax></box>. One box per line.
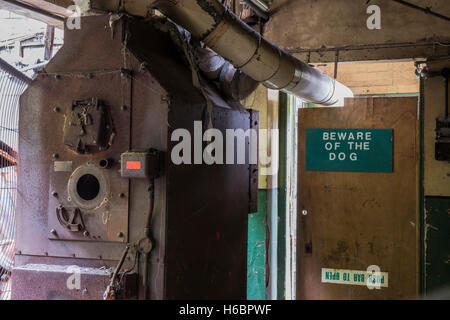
<box><xmin>264</xmin><ymin>0</ymin><xmax>450</xmax><ymax>62</ymax></box>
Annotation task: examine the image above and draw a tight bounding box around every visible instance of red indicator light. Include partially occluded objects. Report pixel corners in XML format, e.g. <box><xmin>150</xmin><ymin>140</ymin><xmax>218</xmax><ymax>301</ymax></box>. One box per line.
<box><xmin>126</xmin><ymin>161</ymin><xmax>141</xmax><ymax>170</ymax></box>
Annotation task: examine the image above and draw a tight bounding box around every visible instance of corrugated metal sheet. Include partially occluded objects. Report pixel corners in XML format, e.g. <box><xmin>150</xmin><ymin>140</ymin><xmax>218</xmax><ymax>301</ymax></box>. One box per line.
<box><xmin>0</xmin><ymin>66</ymin><xmax>27</xmax><ymax>300</ymax></box>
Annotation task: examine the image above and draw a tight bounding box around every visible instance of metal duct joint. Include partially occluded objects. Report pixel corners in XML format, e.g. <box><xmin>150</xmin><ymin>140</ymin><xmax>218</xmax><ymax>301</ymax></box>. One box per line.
<box><xmin>153</xmin><ymin>0</ymin><xmax>353</xmax><ymax>105</ymax></box>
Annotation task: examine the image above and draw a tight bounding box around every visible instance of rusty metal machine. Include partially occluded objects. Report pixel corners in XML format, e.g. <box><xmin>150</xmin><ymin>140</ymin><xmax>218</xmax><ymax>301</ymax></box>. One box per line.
<box><xmin>11</xmin><ymin>0</ymin><xmax>354</xmax><ymax>300</ymax></box>
<box><xmin>12</xmin><ymin>15</ymin><xmax>258</xmax><ymax>299</ymax></box>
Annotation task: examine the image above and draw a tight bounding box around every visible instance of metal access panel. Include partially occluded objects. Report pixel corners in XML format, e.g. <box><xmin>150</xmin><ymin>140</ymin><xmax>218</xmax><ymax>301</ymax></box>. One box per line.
<box><xmin>164</xmin><ymin>104</ymin><xmax>258</xmax><ymax>300</ymax></box>
<box><xmin>37</xmin><ymin>72</ymin><xmax>131</xmax><ymax>244</ymax></box>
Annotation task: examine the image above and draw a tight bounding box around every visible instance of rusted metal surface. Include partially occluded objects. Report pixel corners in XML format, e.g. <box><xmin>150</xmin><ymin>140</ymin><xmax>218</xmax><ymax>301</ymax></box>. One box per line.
<box><xmin>11</xmin><ymin>264</ymin><xmax>137</xmax><ymax>300</ymax></box>
<box><xmin>165</xmin><ymin>104</ymin><xmax>252</xmax><ymax>300</ymax></box>
<box><xmin>39</xmin><ymin>72</ymin><xmax>131</xmax><ymax>244</ymax></box>
<box><xmin>248</xmin><ymin>109</ymin><xmax>259</xmax><ymax>214</ymax></box>
<box><xmin>15</xmin><ymin>15</ymin><xmax>256</xmax><ymax>299</ymax></box>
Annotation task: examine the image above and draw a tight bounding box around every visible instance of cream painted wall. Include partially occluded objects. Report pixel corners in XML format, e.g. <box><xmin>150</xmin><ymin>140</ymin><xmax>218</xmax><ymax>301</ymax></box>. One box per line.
<box><xmin>314</xmin><ymin>61</ymin><xmax>419</xmax><ymax>96</ymax></box>
<box><xmin>243</xmin><ymin>85</ymin><xmax>279</xmax><ymax>190</ymax></box>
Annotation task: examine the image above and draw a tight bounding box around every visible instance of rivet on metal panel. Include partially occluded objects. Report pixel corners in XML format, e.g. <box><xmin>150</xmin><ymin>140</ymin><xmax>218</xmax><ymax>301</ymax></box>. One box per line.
<box><xmin>139</xmin><ymin>62</ymin><xmax>149</xmax><ymax>71</ymax></box>
<box><xmin>121</xmin><ymin>105</ymin><xmax>128</xmax><ymax>111</ymax></box>
<box><xmin>50</xmin><ymin>229</ymin><xmax>57</xmax><ymax>236</ymax></box>
<box><xmin>117</xmin><ymin>232</ymin><xmax>124</xmax><ymax>238</ymax></box>
<box><xmin>53</xmin><ymin>107</ymin><xmax>60</xmax><ymax>112</ymax></box>
<box><xmin>302</xmin><ymin>210</ymin><xmax>308</xmax><ymax>216</ymax></box>
<box><xmin>52</xmin><ymin>191</ymin><xmax>58</xmax><ymax>197</ymax></box>
<box><xmin>52</xmin><ymin>153</ymin><xmax>59</xmax><ymax>159</ymax></box>
<box><xmin>161</xmin><ymin>95</ymin><xmax>171</xmax><ymax>103</ymax></box>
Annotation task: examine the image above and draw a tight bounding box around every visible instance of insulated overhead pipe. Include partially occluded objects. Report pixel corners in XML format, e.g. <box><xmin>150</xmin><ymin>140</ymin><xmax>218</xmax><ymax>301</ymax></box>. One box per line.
<box><xmin>152</xmin><ymin>0</ymin><xmax>353</xmax><ymax>105</ymax></box>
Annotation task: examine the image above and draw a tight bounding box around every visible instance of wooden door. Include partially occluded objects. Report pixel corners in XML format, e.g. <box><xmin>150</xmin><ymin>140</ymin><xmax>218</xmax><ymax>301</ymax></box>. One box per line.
<box><xmin>297</xmin><ymin>97</ymin><xmax>419</xmax><ymax>299</ymax></box>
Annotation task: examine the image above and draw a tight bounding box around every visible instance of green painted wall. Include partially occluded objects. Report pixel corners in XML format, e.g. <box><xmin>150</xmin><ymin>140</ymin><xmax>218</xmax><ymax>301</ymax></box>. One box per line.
<box><xmin>247</xmin><ymin>190</ymin><xmax>267</xmax><ymax>300</ymax></box>
<box><xmin>425</xmin><ymin>197</ymin><xmax>450</xmax><ymax>295</ymax></box>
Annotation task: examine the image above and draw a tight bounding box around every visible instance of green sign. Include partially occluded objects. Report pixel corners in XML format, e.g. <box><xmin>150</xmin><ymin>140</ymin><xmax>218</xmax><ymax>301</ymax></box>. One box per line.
<box><xmin>305</xmin><ymin>129</ymin><xmax>393</xmax><ymax>172</ymax></box>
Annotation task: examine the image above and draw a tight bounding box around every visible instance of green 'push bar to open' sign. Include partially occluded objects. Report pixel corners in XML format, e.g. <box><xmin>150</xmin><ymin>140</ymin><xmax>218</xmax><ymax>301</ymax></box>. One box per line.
<box><xmin>305</xmin><ymin>129</ymin><xmax>393</xmax><ymax>172</ymax></box>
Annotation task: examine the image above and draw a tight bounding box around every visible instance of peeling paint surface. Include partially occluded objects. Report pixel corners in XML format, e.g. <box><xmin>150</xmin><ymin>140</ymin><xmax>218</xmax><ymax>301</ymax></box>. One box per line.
<box><xmin>247</xmin><ymin>190</ymin><xmax>267</xmax><ymax>300</ymax></box>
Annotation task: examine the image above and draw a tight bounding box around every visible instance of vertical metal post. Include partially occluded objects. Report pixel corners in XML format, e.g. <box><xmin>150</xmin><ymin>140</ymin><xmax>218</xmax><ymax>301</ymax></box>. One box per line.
<box><xmin>277</xmin><ymin>92</ymin><xmax>289</xmax><ymax>300</ymax></box>
<box><xmin>418</xmin><ymin>75</ymin><xmax>425</xmax><ymax>295</ymax></box>
<box><xmin>44</xmin><ymin>24</ymin><xmax>55</xmax><ymax>61</ymax></box>
<box><xmin>266</xmin><ymin>89</ymin><xmax>279</xmax><ymax>300</ymax></box>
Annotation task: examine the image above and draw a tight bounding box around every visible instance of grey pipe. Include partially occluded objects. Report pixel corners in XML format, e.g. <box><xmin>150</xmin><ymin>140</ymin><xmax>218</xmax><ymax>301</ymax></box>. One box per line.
<box><xmin>195</xmin><ymin>46</ymin><xmax>259</xmax><ymax>100</ymax></box>
<box><xmin>152</xmin><ymin>0</ymin><xmax>353</xmax><ymax>105</ymax></box>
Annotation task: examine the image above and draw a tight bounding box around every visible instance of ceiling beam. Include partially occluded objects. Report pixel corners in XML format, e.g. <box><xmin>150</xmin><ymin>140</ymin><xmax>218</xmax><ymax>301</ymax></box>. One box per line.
<box><xmin>0</xmin><ymin>0</ymin><xmax>70</xmax><ymax>28</ymax></box>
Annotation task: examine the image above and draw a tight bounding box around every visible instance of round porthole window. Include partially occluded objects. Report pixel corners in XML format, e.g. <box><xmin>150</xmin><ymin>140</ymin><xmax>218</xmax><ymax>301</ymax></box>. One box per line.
<box><xmin>76</xmin><ymin>174</ymin><xmax>100</xmax><ymax>201</ymax></box>
<box><xmin>67</xmin><ymin>164</ymin><xmax>109</xmax><ymax>210</ymax></box>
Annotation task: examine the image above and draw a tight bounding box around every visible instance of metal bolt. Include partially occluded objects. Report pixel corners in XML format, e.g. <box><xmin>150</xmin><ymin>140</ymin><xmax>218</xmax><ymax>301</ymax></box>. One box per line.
<box><xmin>121</xmin><ymin>105</ymin><xmax>127</xmax><ymax>111</ymax></box>
<box><xmin>52</xmin><ymin>153</ymin><xmax>59</xmax><ymax>159</ymax></box>
<box><xmin>119</xmin><ymin>193</ymin><xmax>125</xmax><ymax>198</ymax></box>
<box><xmin>120</xmin><ymin>70</ymin><xmax>129</xmax><ymax>79</ymax></box>
<box><xmin>52</xmin><ymin>191</ymin><xmax>58</xmax><ymax>197</ymax></box>
<box><xmin>302</xmin><ymin>210</ymin><xmax>308</xmax><ymax>216</ymax></box>
<box><xmin>117</xmin><ymin>232</ymin><xmax>124</xmax><ymax>238</ymax></box>
<box><xmin>50</xmin><ymin>229</ymin><xmax>57</xmax><ymax>235</ymax></box>
<box><xmin>54</xmin><ymin>74</ymin><xmax>61</xmax><ymax>80</ymax></box>
<box><xmin>53</xmin><ymin>107</ymin><xmax>60</xmax><ymax>112</ymax></box>
<box><xmin>83</xmin><ymin>230</ymin><xmax>89</xmax><ymax>237</ymax></box>
<box><xmin>140</xmin><ymin>62</ymin><xmax>148</xmax><ymax>70</ymax></box>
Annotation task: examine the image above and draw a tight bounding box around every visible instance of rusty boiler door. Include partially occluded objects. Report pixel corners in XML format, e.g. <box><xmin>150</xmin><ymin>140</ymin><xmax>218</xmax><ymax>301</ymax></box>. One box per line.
<box><xmin>297</xmin><ymin>97</ymin><xmax>419</xmax><ymax>299</ymax></box>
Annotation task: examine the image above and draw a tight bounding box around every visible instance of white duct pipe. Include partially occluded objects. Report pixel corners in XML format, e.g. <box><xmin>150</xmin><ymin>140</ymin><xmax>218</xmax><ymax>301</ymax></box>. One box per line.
<box><xmin>152</xmin><ymin>0</ymin><xmax>353</xmax><ymax>105</ymax></box>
